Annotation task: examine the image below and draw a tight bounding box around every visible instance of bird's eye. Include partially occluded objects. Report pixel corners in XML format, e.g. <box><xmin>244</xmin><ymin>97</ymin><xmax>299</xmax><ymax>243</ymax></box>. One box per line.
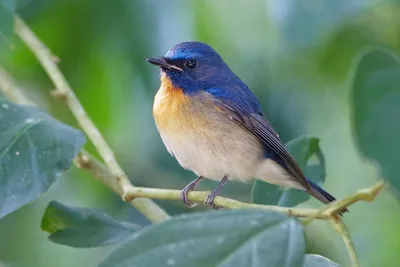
<box><xmin>185</xmin><ymin>60</ymin><xmax>197</xmax><ymax>69</ymax></box>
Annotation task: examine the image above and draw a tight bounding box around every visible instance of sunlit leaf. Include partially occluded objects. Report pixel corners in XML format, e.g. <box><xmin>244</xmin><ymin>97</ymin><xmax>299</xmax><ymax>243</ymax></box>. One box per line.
<box><xmin>42</xmin><ymin>201</ymin><xmax>140</xmax><ymax>248</ymax></box>
<box><xmin>0</xmin><ymin>100</ymin><xmax>85</xmax><ymax>219</ymax></box>
<box><xmin>351</xmin><ymin>48</ymin><xmax>400</xmax><ymax>196</ymax></box>
<box><xmin>98</xmin><ymin>209</ymin><xmax>305</xmax><ymax>267</ymax></box>
<box><xmin>251</xmin><ymin>136</ymin><xmax>325</xmax><ymax>207</ymax></box>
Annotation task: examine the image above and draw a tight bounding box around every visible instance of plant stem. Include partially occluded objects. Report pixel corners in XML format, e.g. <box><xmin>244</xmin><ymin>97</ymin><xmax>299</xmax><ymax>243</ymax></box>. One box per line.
<box><xmin>14</xmin><ymin>16</ymin><xmax>132</xmax><ymax>200</ymax></box>
<box><xmin>330</xmin><ymin>216</ymin><xmax>360</xmax><ymax>267</ymax></box>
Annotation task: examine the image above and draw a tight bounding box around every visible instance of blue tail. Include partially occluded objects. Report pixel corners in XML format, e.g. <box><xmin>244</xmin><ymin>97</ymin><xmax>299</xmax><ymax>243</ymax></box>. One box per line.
<box><xmin>306</xmin><ymin>178</ymin><xmax>348</xmax><ymax>214</ymax></box>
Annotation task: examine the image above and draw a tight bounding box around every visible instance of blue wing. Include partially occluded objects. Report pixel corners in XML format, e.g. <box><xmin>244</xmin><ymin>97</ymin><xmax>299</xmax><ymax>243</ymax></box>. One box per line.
<box><xmin>205</xmin><ymin>84</ymin><xmax>311</xmax><ymax>190</ymax></box>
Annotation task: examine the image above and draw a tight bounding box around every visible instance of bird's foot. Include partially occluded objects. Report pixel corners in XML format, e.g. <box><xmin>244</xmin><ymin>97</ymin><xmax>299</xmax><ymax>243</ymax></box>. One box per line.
<box><xmin>204</xmin><ymin>175</ymin><xmax>229</xmax><ymax>209</ymax></box>
<box><xmin>204</xmin><ymin>192</ymin><xmax>221</xmax><ymax>209</ymax></box>
<box><xmin>180</xmin><ymin>176</ymin><xmax>204</xmax><ymax>208</ymax></box>
<box><xmin>180</xmin><ymin>187</ymin><xmax>197</xmax><ymax>208</ymax></box>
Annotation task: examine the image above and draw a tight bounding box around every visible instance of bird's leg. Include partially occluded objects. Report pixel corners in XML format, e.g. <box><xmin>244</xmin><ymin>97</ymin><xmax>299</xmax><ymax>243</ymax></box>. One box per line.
<box><xmin>180</xmin><ymin>176</ymin><xmax>205</xmax><ymax>208</ymax></box>
<box><xmin>205</xmin><ymin>175</ymin><xmax>229</xmax><ymax>209</ymax></box>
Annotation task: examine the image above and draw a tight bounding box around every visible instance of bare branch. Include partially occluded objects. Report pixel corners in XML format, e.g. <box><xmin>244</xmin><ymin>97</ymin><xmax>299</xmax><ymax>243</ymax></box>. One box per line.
<box><xmin>330</xmin><ymin>216</ymin><xmax>359</xmax><ymax>267</ymax></box>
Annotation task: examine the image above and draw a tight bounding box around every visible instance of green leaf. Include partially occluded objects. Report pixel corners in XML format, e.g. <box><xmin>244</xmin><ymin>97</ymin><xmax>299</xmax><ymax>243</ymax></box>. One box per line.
<box><xmin>351</xmin><ymin>48</ymin><xmax>400</xmax><ymax>195</ymax></box>
<box><xmin>0</xmin><ymin>100</ymin><xmax>85</xmax><ymax>219</ymax></box>
<box><xmin>98</xmin><ymin>209</ymin><xmax>305</xmax><ymax>267</ymax></box>
<box><xmin>303</xmin><ymin>254</ymin><xmax>340</xmax><ymax>267</ymax></box>
<box><xmin>41</xmin><ymin>201</ymin><xmax>140</xmax><ymax>248</ymax></box>
<box><xmin>0</xmin><ymin>0</ymin><xmax>14</xmax><ymax>44</ymax></box>
<box><xmin>251</xmin><ymin>136</ymin><xmax>325</xmax><ymax>207</ymax></box>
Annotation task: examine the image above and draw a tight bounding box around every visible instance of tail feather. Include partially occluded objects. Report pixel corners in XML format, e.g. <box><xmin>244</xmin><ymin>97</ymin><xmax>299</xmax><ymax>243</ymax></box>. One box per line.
<box><xmin>306</xmin><ymin>179</ymin><xmax>349</xmax><ymax>214</ymax></box>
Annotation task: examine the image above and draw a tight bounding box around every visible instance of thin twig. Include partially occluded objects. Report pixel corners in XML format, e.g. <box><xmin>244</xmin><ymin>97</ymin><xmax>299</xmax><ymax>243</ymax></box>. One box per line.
<box><xmin>73</xmin><ymin>152</ymin><xmax>323</xmax><ymax>218</ymax></box>
<box><xmin>76</xmin><ymin>150</ymin><xmax>385</xmax><ymax>220</ymax></box>
<box><xmin>0</xmin><ymin>65</ymin><xmax>170</xmax><ymax>223</ymax></box>
<box><xmin>302</xmin><ymin>181</ymin><xmax>386</xmax><ymax>225</ymax></box>
<box><xmin>13</xmin><ymin>16</ymin><xmax>134</xmax><ymax>201</ymax></box>
<box><xmin>330</xmin><ymin>216</ymin><xmax>360</xmax><ymax>267</ymax></box>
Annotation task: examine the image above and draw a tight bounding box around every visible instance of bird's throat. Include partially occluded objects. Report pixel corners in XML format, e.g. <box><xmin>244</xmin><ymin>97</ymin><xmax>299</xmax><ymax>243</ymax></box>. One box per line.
<box><xmin>153</xmin><ymin>73</ymin><xmax>190</xmax><ymax>132</ymax></box>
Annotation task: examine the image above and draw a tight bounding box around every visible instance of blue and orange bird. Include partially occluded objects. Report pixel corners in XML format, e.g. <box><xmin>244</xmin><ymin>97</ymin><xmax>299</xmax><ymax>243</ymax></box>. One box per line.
<box><xmin>147</xmin><ymin>41</ymin><xmax>344</xmax><ymax>210</ymax></box>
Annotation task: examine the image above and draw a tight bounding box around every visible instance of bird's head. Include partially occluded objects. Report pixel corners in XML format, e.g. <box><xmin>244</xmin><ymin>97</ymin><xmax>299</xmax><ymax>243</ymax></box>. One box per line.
<box><xmin>147</xmin><ymin>42</ymin><xmax>237</xmax><ymax>94</ymax></box>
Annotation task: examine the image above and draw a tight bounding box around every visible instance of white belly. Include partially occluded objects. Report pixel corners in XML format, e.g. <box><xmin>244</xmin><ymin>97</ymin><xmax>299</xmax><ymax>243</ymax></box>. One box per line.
<box><xmin>158</xmin><ymin>123</ymin><xmax>298</xmax><ymax>189</ymax></box>
<box><xmin>158</xmin><ymin>122</ymin><xmax>262</xmax><ymax>181</ymax></box>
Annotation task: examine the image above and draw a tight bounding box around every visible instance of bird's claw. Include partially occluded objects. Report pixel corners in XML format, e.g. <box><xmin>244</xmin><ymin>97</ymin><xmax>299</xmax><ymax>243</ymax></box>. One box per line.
<box><xmin>204</xmin><ymin>193</ymin><xmax>221</xmax><ymax>209</ymax></box>
<box><xmin>180</xmin><ymin>189</ymin><xmax>198</xmax><ymax>208</ymax></box>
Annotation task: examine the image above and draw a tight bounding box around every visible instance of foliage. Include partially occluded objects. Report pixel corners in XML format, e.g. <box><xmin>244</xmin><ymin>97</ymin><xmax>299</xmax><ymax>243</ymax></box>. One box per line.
<box><xmin>351</xmin><ymin>48</ymin><xmax>400</xmax><ymax>196</ymax></box>
<box><xmin>41</xmin><ymin>201</ymin><xmax>140</xmax><ymax>247</ymax></box>
<box><xmin>0</xmin><ymin>100</ymin><xmax>85</xmax><ymax>219</ymax></box>
<box><xmin>99</xmin><ymin>210</ymin><xmax>306</xmax><ymax>267</ymax></box>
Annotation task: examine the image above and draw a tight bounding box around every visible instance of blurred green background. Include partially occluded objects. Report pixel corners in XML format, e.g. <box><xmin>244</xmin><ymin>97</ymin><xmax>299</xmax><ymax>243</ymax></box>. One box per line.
<box><xmin>1</xmin><ymin>0</ymin><xmax>400</xmax><ymax>266</ymax></box>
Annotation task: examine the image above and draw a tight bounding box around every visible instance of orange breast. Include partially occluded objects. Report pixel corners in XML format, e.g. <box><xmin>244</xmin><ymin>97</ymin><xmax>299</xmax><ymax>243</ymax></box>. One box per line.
<box><xmin>153</xmin><ymin>73</ymin><xmax>193</xmax><ymax>133</ymax></box>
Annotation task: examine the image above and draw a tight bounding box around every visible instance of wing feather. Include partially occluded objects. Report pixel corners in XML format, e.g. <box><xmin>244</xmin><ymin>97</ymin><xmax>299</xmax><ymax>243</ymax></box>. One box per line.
<box><xmin>215</xmin><ymin>98</ymin><xmax>310</xmax><ymax>189</ymax></box>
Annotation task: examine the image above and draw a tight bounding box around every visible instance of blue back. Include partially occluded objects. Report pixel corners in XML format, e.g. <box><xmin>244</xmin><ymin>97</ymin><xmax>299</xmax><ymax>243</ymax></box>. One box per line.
<box><xmin>162</xmin><ymin>41</ymin><xmax>264</xmax><ymax>116</ymax></box>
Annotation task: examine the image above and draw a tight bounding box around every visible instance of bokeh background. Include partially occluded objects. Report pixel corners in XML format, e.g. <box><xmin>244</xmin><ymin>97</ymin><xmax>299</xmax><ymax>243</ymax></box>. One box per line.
<box><xmin>1</xmin><ymin>0</ymin><xmax>400</xmax><ymax>266</ymax></box>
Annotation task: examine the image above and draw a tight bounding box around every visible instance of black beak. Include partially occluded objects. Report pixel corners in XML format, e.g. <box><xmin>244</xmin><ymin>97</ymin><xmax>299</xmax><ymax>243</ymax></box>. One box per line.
<box><xmin>146</xmin><ymin>57</ymin><xmax>182</xmax><ymax>71</ymax></box>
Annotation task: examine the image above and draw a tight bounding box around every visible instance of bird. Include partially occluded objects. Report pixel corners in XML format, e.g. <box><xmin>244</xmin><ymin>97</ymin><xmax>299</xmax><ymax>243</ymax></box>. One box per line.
<box><xmin>147</xmin><ymin>41</ymin><xmax>345</xmax><ymax>211</ymax></box>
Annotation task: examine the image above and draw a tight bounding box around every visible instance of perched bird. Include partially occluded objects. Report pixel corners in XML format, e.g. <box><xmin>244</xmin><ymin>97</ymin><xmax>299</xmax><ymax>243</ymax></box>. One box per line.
<box><xmin>147</xmin><ymin>41</ymin><xmax>344</xmax><ymax>210</ymax></box>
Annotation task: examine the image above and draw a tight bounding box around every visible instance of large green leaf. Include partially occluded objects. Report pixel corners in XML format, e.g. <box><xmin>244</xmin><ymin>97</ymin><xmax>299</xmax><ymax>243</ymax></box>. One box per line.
<box><xmin>303</xmin><ymin>254</ymin><xmax>340</xmax><ymax>267</ymax></box>
<box><xmin>41</xmin><ymin>201</ymin><xmax>140</xmax><ymax>248</ymax></box>
<box><xmin>0</xmin><ymin>100</ymin><xmax>85</xmax><ymax>219</ymax></box>
<box><xmin>351</xmin><ymin>48</ymin><xmax>400</xmax><ymax>195</ymax></box>
<box><xmin>251</xmin><ymin>136</ymin><xmax>326</xmax><ymax>207</ymax></box>
<box><xmin>98</xmin><ymin>209</ymin><xmax>305</xmax><ymax>267</ymax></box>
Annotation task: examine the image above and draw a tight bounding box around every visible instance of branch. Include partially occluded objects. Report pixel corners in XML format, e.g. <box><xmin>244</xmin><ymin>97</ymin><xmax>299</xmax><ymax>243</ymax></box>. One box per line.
<box><xmin>302</xmin><ymin>181</ymin><xmax>385</xmax><ymax>224</ymax></box>
<box><xmin>13</xmin><ymin>16</ymin><xmax>134</xmax><ymax>201</ymax></box>
<box><xmin>330</xmin><ymin>216</ymin><xmax>359</xmax><ymax>267</ymax></box>
<box><xmin>0</xmin><ymin>64</ymin><xmax>169</xmax><ymax>223</ymax></box>
<box><xmin>73</xmin><ymin>151</ymin><xmax>386</xmax><ymax>221</ymax></box>
<box><xmin>73</xmin><ymin>151</ymin><xmax>388</xmax><ymax>222</ymax></box>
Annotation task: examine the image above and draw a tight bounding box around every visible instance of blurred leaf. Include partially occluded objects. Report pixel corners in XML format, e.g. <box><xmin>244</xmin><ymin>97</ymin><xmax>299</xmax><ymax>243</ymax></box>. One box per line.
<box><xmin>1</xmin><ymin>0</ymin><xmax>14</xmax><ymax>10</ymax></box>
<box><xmin>351</xmin><ymin>48</ymin><xmax>400</xmax><ymax>195</ymax></box>
<box><xmin>251</xmin><ymin>136</ymin><xmax>325</xmax><ymax>207</ymax></box>
<box><xmin>272</xmin><ymin>0</ymin><xmax>374</xmax><ymax>49</ymax></box>
<box><xmin>303</xmin><ymin>254</ymin><xmax>340</xmax><ymax>267</ymax></box>
<box><xmin>0</xmin><ymin>0</ymin><xmax>14</xmax><ymax>44</ymax></box>
<box><xmin>42</xmin><ymin>201</ymin><xmax>140</xmax><ymax>248</ymax></box>
<box><xmin>98</xmin><ymin>209</ymin><xmax>305</xmax><ymax>267</ymax></box>
<box><xmin>0</xmin><ymin>100</ymin><xmax>85</xmax><ymax>219</ymax></box>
